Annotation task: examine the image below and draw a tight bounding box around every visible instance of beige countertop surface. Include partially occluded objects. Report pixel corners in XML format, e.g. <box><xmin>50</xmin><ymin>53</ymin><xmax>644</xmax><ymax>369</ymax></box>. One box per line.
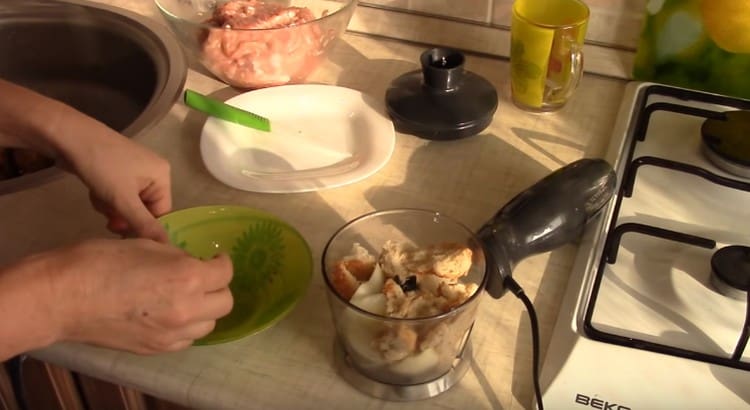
<box><xmin>0</xmin><ymin>1</ymin><xmax>630</xmax><ymax>409</ymax></box>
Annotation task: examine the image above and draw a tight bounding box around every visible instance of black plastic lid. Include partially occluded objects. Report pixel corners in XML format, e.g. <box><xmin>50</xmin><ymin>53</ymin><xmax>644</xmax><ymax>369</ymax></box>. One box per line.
<box><xmin>385</xmin><ymin>47</ymin><xmax>498</xmax><ymax>141</ymax></box>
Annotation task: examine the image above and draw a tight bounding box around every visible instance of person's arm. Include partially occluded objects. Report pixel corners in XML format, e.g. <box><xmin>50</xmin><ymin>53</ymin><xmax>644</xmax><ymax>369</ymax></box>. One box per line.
<box><xmin>0</xmin><ymin>79</ymin><xmax>235</xmax><ymax>361</ymax></box>
<box><xmin>0</xmin><ymin>253</ymin><xmax>61</xmax><ymax>358</ymax></box>
<box><xmin>0</xmin><ymin>79</ymin><xmax>64</xmax><ymax>156</ymax></box>
<box><xmin>0</xmin><ymin>238</ymin><xmax>234</xmax><ymax>362</ymax></box>
<box><xmin>0</xmin><ymin>78</ymin><xmax>171</xmax><ymax>241</ymax></box>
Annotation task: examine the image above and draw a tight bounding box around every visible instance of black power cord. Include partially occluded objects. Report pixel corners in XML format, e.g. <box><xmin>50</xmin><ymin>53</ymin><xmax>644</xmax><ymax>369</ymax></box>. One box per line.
<box><xmin>505</xmin><ymin>276</ymin><xmax>544</xmax><ymax>410</ymax></box>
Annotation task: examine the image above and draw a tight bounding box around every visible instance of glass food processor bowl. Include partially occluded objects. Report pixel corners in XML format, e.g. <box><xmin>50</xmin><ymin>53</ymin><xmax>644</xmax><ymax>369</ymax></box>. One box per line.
<box><xmin>321</xmin><ymin>208</ymin><xmax>487</xmax><ymax>398</ymax></box>
<box><xmin>320</xmin><ymin>159</ymin><xmax>618</xmax><ymax>402</ymax></box>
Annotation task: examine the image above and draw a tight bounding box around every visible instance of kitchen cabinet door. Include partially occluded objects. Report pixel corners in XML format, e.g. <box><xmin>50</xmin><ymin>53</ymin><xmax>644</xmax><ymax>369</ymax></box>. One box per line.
<box><xmin>75</xmin><ymin>373</ymin><xmax>147</xmax><ymax>410</ymax></box>
<box><xmin>14</xmin><ymin>357</ymin><xmax>84</xmax><ymax>410</ymax></box>
<box><xmin>4</xmin><ymin>357</ymin><xmax>190</xmax><ymax>410</ymax></box>
<box><xmin>0</xmin><ymin>361</ymin><xmax>20</xmax><ymax>410</ymax></box>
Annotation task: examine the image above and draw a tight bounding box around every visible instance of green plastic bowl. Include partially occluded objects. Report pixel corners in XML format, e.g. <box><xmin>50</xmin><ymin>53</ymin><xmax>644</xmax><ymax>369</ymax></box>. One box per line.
<box><xmin>159</xmin><ymin>205</ymin><xmax>313</xmax><ymax>345</ymax></box>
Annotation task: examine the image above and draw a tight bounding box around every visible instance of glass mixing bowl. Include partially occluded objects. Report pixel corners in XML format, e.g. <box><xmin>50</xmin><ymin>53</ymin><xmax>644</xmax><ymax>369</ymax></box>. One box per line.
<box><xmin>322</xmin><ymin>209</ymin><xmax>488</xmax><ymax>387</ymax></box>
<box><xmin>154</xmin><ymin>0</ymin><xmax>356</xmax><ymax>89</ymax></box>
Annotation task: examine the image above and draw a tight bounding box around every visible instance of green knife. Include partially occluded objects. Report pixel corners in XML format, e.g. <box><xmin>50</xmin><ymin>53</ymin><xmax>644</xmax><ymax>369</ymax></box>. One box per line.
<box><xmin>183</xmin><ymin>89</ymin><xmax>271</xmax><ymax>132</ymax></box>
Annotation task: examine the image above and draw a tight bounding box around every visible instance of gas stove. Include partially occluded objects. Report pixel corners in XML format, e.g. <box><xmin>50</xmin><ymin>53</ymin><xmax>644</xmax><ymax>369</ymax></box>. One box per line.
<box><xmin>540</xmin><ymin>82</ymin><xmax>750</xmax><ymax>409</ymax></box>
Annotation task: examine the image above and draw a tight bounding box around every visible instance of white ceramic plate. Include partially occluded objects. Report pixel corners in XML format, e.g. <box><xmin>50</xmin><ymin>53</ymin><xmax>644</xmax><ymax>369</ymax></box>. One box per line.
<box><xmin>200</xmin><ymin>84</ymin><xmax>396</xmax><ymax>193</ymax></box>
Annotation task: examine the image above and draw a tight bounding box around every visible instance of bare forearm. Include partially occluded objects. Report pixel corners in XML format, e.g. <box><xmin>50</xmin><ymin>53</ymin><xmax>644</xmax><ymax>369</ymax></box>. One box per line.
<box><xmin>0</xmin><ymin>78</ymin><xmax>119</xmax><ymax>168</ymax></box>
<box><xmin>0</xmin><ymin>255</ymin><xmax>62</xmax><ymax>361</ymax></box>
<box><xmin>0</xmin><ymin>78</ymin><xmax>69</xmax><ymax>156</ymax></box>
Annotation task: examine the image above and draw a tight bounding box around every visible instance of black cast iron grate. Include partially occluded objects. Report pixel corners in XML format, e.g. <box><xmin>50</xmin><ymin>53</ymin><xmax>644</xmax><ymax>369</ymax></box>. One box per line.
<box><xmin>582</xmin><ymin>84</ymin><xmax>750</xmax><ymax>372</ymax></box>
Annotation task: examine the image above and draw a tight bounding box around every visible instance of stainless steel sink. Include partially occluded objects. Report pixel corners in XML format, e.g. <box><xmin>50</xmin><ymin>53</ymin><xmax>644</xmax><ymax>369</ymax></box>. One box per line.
<box><xmin>0</xmin><ymin>0</ymin><xmax>186</xmax><ymax>195</ymax></box>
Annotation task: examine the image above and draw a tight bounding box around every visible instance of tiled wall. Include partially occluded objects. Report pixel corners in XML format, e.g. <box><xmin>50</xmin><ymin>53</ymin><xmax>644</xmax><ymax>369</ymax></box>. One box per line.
<box><xmin>359</xmin><ymin>0</ymin><xmax>647</xmax><ymax>50</ymax></box>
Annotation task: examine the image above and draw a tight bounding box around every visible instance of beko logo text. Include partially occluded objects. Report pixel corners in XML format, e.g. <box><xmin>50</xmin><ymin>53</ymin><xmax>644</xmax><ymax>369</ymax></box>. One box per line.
<box><xmin>575</xmin><ymin>394</ymin><xmax>631</xmax><ymax>410</ymax></box>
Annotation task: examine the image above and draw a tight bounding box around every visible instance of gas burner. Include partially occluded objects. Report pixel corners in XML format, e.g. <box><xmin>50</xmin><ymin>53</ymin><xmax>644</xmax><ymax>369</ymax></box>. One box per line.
<box><xmin>701</xmin><ymin>110</ymin><xmax>750</xmax><ymax>178</ymax></box>
<box><xmin>711</xmin><ymin>245</ymin><xmax>750</xmax><ymax>301</ymax></box>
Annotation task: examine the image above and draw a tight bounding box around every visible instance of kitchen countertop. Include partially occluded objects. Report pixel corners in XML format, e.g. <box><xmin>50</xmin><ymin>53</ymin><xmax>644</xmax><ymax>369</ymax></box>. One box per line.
<box><xmin>0</xmin><ymin>1</ymin><xmax>629</xmax><ymax>409</ymax></box>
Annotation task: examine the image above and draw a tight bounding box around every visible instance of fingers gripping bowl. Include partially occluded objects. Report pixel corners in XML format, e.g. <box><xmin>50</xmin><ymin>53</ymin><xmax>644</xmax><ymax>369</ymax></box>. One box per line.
<box><xmin>322</xmin><ymin>209</ymin><xmax>488</xmax><ymax>385</ymax></box>
<box><xmin>159</xmin><ymin>205</ymin><xmax>313</xmax><ymax>344</ymax></box>
<box><xmin>155</xmin><ymin>0</ymin><xmax>357</xmax><ymax>89</ymax></box>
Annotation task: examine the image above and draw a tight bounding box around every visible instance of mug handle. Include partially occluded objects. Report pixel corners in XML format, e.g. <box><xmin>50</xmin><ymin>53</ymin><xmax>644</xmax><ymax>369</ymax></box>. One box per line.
<box><xmin>558</xmin><ymin>39</ymin><xmax>584</xmax><ymax>102</ymax></box>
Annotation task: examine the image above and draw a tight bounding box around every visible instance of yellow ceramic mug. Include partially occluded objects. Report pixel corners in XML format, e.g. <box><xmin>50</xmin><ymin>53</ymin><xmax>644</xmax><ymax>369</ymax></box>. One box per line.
<box><xmin>510</xmin><ymin>0</ymin><xmax>589</xmax><ymax>112</ymax></box>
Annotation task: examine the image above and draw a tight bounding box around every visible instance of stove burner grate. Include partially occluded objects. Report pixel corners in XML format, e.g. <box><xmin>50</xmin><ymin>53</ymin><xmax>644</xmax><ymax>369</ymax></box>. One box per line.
<box><xmin>584</xmin><ymin>224</ymin><xmax>750</xmax><ymax>371</ymax></box>
<box><xmin>581</xmin><ymin>85</ymin><xmax>750</xmax><ymax>371</ymax></box>
<box><xmin>711</xmin><ymin>245</ymin><xmax>750</xmax><ymax>360</ymax></box>
<box><xmin>621</xmin><ymin>156</ymin><xmax>750</xmax><ymax>198</ymax></box>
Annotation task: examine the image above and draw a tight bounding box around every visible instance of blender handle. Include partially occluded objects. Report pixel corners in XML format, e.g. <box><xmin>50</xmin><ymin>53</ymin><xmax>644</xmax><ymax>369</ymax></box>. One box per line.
<box><xmin>479</xmin><ymin>158</ymin><xmax>616</xmax><ymax>298</ymax></box>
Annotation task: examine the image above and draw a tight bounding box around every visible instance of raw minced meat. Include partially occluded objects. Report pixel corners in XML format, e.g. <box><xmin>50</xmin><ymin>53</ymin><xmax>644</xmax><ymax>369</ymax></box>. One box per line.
<box><xmin>200</xmin><ymin>0</ymin><xmax>329</xmax><ymax>88</ymax></box>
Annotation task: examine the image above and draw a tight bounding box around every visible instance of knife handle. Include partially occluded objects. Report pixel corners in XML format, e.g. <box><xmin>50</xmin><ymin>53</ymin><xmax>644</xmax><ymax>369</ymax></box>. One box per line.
<box><xmin>183</xmin><ymin>89</ymin><xmax>271</xmax><ymax>132</ymax></box>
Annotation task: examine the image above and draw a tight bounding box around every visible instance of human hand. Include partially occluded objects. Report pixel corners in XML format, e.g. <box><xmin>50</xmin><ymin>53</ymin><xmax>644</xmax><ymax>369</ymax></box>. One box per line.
<box><xmin>72</xmin><ymin>132</ymin><xmax>173</xmax><ymax>242</ymax></box>
<box><xmin>44</xmin><ymin>238</ymin><xmax>234</xmax><ymax>354</ymax></box>
<box><xmin>0</xmin><ymin>80</ymin><xmax>172</xmax><ymax>241</ymax></box>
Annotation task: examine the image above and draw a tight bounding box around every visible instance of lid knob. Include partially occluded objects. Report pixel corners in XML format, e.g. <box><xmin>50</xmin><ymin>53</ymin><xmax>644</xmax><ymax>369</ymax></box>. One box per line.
<box><xmin>420</xmin><ymin>48</ymin><xmax>465</xmax><ymax>91</ymax></box>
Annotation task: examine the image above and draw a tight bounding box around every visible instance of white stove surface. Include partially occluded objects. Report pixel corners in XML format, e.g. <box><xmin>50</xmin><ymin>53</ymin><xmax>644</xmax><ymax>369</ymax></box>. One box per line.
<box><xmin>540</xmin><ymin>82</ymin><xmax>750</xmax><ymax>409</ymax></box>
